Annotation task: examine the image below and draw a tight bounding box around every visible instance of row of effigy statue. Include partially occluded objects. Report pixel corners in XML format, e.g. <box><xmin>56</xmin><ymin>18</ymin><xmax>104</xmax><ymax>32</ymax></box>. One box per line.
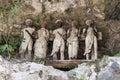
<box><xmin>19</xmin><ymin>19</ymin><xmax>98</xmax><ymax>61</ymax></box>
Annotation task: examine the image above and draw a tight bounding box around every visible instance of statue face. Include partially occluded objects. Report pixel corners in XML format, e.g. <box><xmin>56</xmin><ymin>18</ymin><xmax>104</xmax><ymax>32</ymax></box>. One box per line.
<box><xmin>86</xmin><ymin>22</ymin><xmax>91</xmax><ymax>26</ymax></box>
<box><xmin>41</xmin><ymin>23</ymin><xmax>46</xmax><ymax>28</ymax></box>
<box><xmin>25</xmin><ymin>21</ymin><xmax>31</xmax><ymax>26</ymax></box>
<box><xmin>40</xmin><ymin>21</ymin><xmax>47</xmax><ymax>28</ymax></box>
<box><xmin>71</xmin><ymin>23</ymin><xmax>75</xmax><ymax>27</ymax></box>
<box><xmin>86</xmin><ymin>20</ymin><xmax>93</xmax><ymax>26</ymax></box>
<box><xmin>56</xmin><ymin>22</ymin><xmax>62</xmax><ymax>27</ymax></box>
<box><xmin>71</xmin><ymin>21</ymin><xmax>78</xmax><ymax>27</ymax></box>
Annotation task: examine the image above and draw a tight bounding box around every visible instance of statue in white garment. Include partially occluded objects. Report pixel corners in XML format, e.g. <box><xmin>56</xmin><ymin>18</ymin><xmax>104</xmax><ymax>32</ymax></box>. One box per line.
<box><xmin>50</xmin><ymin>19</ymin><xmax>66</xmax><ymax>60</ymax></box>
<box><xmin>34</xmin><ymin>21</ymin><xmax>49</xmax><ymax>60</ymax></box>
<box><xmin>67</xmin><ymin>21</ymin><xmax>79</xmax><ymax>60</ymax></box>
<box><xmin>19</xmin><ymin>19</ymin><xmax>35</xmax><ymax>60</ymax></box>
<box><xmin>83</xmin><ymin>19</ymin><xmax>98</xmax><ymax>60</ymax></box>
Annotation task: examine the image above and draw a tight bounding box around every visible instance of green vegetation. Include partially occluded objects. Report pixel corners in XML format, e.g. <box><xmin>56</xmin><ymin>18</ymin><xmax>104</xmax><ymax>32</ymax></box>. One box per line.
<box><xmin>114</xmin><ymin>52</ymin><xmax>120</xmax><ymax>57</ymax></box>
<box><xmin>81</xmin><ymin>74</ymin><xmax>87</xmax><ymax>80</ymax></box>
<box><xmin>101</xmin><ymin>52</ymin><xmax>120</xmax><ymax>60</ymax></box>
<box><xmin>68</xmin><ymin>73</ymin><xmax>77</xmax><ymax>79</ymax></box>
<box><xmin>34</xmin><ymin>18</ymin><xmax>41</xmax><ymax>26</ymax></box>
<box><xmin>68</xmin><ymin>73</ymin><xmax>87</xmax><ymax>80</ymax></box>
<box><xmin>0</xmin><ymin>28</ymin><xmax>22</xmax><ymax>59</ymax></box>
<box><xmin>38</xmin><ymin>59</ymin><xmax>45</xmax><ymax>64</ymax></box>
<box><xmin>102</xmin><ymin>55</ymin><xmax>109</xmax><ymax>59</ymax></box>
<box><xmin>0</xmin><ymin>0</ymin><xmax>22</xmax><ymax>59</ymax></box>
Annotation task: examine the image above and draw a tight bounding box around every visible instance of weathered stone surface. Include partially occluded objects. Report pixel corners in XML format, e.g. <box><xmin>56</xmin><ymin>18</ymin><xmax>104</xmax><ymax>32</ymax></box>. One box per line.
<box><xmin>0</xmin><ymin>56</ymin><xmax>120</xmax><ymax>80</ymax></box>
<box><xmin>97</xmin><ymin>20</ymin><xmax>120</xmax><ymax>55</ymax></box>
<box><xmin>105</xmin><ymin>0</ymin><xmax>120</xmax><ymax>20</ymax></box>
<box><xmin>98</xmin><ymin>57</ymin><xmax>120</xmax><ymax>80</ymax></box>
<box><xmin>67</xmin><ymin>63</ymin><xmax>97</xmax><ymax>80</ymax></box>
<box><xmin>0</xmin><ymin>0</ymin><xmax>107</xmax><ymax>24</ymax></box>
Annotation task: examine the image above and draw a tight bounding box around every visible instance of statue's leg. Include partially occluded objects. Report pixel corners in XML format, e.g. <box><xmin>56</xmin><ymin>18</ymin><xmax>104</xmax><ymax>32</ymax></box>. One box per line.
<box><xmin>51</xmin><ymin>41</ymin><xmax>60</xmax><ymax>60</ymax></box>
<box><xmin>51</xmin><ymin>48</ymin><xmax>59</xmax><ymax>60</ymax></box>
<box><xmin>60</xmin><ymin>41</ymin><xmax>65</xmax><ymax>60</ymax></box>
<box><xmin>84</xmin><ymin>38</ymin><xmax>89</xmax><ymax>56</ymax></box>
<box><xmin>60</xmin><ymin>51</ymin><xmax>64</xmax><ymax>60</ymax></box>
<box><xmin>33</xmin><ymin>56</ymin><xmax>37</xmax><ymax>62</ymax></box>
<box><xmin>94</xmin><ymin>37</ymin><xmax>98</xmax><ymax>59</ymax></box>
<box><xmin>44</xmin><ymin>47</ymin><xmax>47</xmax><ymax>60</ymax></box>
<box><xmin>91</xmin><ymin>48</ymin><xmax>94</xmax><ymax>59</ymax></box>
<box><xmin>51</xmin><ymin>45</ymin><xmax>59</xmax><ymax>56</ymax></box>
<box><xmin>27</xmin><ymin>41</ymin><xmax>33</xmax><ymax>61</ymax></box>
<box><xmin>68</xmin><ymin>43</ymin><xmax>72</xmax><ymax>60</ymax></box>
<box><xmin>34</xmin><ymin>46</ymin><xmax>37</xmax><ymax>61</ymax></box>
<box><xmin>33</xmin><ymin>56</ymin><xmax>40</xmax><ymax>62</ymax></box>
<box><xmin>72</xmin><ymin>41</ymin><xmax>78</xmax><ymax>59</ymax></box>
<box><xmin>19</xmin><ymin>49</ymin><xmax>26</xmax><ymax>59</ymax></box>
<box><xmin>27</xmin><ymin>50</ymin><xmax>32</xmax><ymax>61</ymax></box>
<box><xmin>86</xmin><ymin>53</ymin><xmax>89</xmax><ymax>60</ymax></box>
<box><xmin>53</xmin><ymin>54</ymin><xmax>57</xmax><ymax>60</ymax></box>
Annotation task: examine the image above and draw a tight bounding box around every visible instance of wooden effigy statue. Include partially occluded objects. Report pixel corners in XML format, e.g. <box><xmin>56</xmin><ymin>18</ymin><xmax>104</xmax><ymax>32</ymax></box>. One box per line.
<box><xmin>19</xmin><ymin>19</ymin><xmax>35</xmax><ymax>60</ymax></box>
<box><xmin>50</xmin><ymin>19</ymin><xmax>66</xmax><ymax>60</ymax></box>
<box><xmin>34</xmin><ymin>21</ymin><xmax>49</xmax><ymax>60</ymax></box>
<box><xmin>67</xmin><ymin>21</ymin><xmax>79</xmax><ymax>60</ymax></box>
<box><xmin>83</xmin><ymin>19</ymin><xmax>98</xmax><ymax>60</ymax></box>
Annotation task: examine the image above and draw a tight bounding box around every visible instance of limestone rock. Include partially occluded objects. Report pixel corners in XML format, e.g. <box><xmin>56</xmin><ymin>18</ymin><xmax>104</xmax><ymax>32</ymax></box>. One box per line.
<box><xmin>98</xmin><ymin>61</ymin><xmax>120</xmax><ymax>80</ymax></box>
<box><xmin>98</xmin><ymin>20</ymin><xmax>120</xmax><ymax>55</ymax></box>
<box><xmin>0</xmin><ymin>55</ymin><xmax>120</xmax><ymax>80</ymax></box>
<box><xmin>67</xmin><ymin>63</ymin><xmax>97</xmax><ymax>80</ymax></box>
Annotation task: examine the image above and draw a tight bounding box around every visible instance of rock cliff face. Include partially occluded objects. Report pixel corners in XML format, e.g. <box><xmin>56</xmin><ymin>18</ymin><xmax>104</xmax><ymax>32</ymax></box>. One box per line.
<box><xmin>0</xmin><ymin>0</ymin><xmax>119</xmax><ymax>56</ymax></box>
<box><xmin>0</xmin><ymin>55</ymin><xmax>120</xmax><ymax>80</ymax></box>
<box><xmin>105</xmin><ymin>0</ymin><xmax>120</xmax><ymax>20</ymax></box>
<box><xmin>0</xmin><ymin>0</ymin><xmax>119</xmax><ymax>21</ymax></box>
<box><xmin>0</xmin><ymin>0</ymin><xmax>107</xmax><ymax>23</ymax></box>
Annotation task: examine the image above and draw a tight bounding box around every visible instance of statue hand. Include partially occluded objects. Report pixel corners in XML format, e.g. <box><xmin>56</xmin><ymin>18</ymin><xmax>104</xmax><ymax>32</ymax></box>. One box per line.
<box><xmin>50</xmin><ymin>53</ymin><xmax>53</xmax><ymax>56</ymax></box>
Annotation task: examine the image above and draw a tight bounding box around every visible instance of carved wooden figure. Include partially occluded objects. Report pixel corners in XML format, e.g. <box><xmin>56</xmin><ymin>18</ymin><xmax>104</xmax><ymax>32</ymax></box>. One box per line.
<box><xmin>50</xmin><ymin>19</ymin><xmax>66</xmax><ymax>60</ymax></box>
<box><xmin>34</xmin><ymin>21</ymin><xmax>49</xmax><ymax>60</ymax></box>
<box><xmin>19</xmin><ymin>19</ymin><xmax>35</xmax><ymax>60</ymax></box>
<box><xmin>67</xmin><ymin>21</ymin><xmax>79</xmax><ymax>60</ymax></box>
<box><xmin>83</xmin><ymin>19</ymin><xmax>98</xmax><ymax>60</ymax></box>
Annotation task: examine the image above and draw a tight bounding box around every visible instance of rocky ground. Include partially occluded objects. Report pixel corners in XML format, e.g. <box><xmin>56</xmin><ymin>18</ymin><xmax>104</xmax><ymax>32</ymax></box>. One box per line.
<box><xmin>0</xmin><ymin>55</ymin><xmax>120</xmax><ymax>80</ymax></box>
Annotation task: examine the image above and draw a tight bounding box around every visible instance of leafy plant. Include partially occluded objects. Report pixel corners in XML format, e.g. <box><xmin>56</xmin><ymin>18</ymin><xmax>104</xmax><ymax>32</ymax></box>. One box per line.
<box><xmin>0</xmin><ymin>0</ymin><xmax>21</xmax><ymax>59</ymax></box>
<box><xmin>0</xmin><ymin>29</ymin><xmax>22</xmax><ymax>59</ymax></box>
<box><xmin>34</xmin><ymin>18</ymin><xmax>41</xmax><ymax>26</ymax></box>
<box><xmin>102</xmin><ymin>55</ymin><xmax>109</xmax><ymax>59</ymax></box>
<box><xmin>114</xmin><ymin>52</ymin><xmax>120</xmax><ymax>57</ymax></box>
<box><xmin>0</xmin><ymin>44</ymin><xmax>14</xmax><ymax>53</ymax></box>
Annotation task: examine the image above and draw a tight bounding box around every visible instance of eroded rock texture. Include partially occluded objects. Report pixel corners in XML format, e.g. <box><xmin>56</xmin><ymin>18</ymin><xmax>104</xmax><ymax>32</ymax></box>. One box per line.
<box><xmin>0</xmin><ymin>55</ymin><xmax>120</xmax><ymax>80</ymax></box>
<box><xmin>105</xmin><ymin>0</ymin><xmax>120</xmax><ymax>20</ymax></box>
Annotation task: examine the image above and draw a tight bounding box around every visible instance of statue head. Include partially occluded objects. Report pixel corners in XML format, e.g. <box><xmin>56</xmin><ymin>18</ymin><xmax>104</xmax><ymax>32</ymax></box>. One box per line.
<box><xmin>85</xmin><ymin>19</ymin><xmax>93</xmax><ymax>26</ymax></box>
<box><xmin>40</xmin><ymin>21</ymin><xmax>47</xmax><ymax>28</ymax></box>
<box><xmin>25</xmin><ymin>19</ymin><xmax>32</xmax><ymax>27</ymax></box>
<box><xmin>71</xmin><ymin>20</ymin><xmax>78</xmax><ymax>27</ymax></box>
<box><xmin>55</xmin><ymin>19</ymin><xmax>63</xmax><ymax>27</ymax></box>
